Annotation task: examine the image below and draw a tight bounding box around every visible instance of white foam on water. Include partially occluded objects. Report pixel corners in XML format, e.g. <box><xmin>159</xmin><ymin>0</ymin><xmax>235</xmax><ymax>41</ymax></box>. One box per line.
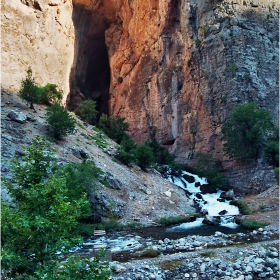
<box><xmin>220</xmin><ymin>216</ymin><xmax>239</xmax><ymax>228</ymax></box>
<box><xmin>167</xmin><ymin>171</ymin><xmax>207</xmax><ymax>193</ymax></box>
<box><xmin>167</xmin><ymin>218</ymin><xmax>204</xmax><ymax>231</ymax></box>
<box><xmin>167</xmin><ymin>171</ymin><xmax>240</xmax><ymax>228</ymax></box>
<box><xmin>200</xmin><ymin>190</ymin><xmax>239</xmax><ymax>216</ymax></box>
<box><xmin>91</xmin><ymin>235</ymin><xmax>143</xmax><ymax>253</ymax></box>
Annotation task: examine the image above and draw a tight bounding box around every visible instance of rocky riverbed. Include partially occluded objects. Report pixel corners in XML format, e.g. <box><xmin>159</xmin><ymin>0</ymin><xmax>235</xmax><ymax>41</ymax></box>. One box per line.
<box><xmin>109</xmin><ymin>228</ymin><xmax>279</xmax><ymax>280</ymax></box>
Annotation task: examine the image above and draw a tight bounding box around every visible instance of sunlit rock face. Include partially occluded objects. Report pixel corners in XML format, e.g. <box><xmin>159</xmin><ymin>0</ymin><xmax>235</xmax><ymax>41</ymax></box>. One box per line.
<box><xmin>1</xmin><ymin>0</ymin><xmax>279</xmax><ymax>166</ymax></box>
<box><xmin>1</xmin><ymin>0</ymin><xmax>75</xmax><ymax>102</ymax></box>
<box><xmin>102</xmin><ymin>0</ymin><xmax>279</xmax><ymax>166</ymax></box>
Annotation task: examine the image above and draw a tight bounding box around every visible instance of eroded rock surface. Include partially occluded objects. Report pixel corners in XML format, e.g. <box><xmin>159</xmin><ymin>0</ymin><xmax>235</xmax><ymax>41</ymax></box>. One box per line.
<box><xmin>1</xmin><ymin>0</ymin><xmax>279</xmax><ymax>167</ymax></box>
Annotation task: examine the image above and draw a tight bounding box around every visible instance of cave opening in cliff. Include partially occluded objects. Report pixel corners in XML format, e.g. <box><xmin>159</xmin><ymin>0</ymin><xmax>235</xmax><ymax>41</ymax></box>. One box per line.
<box><xmin>68</xmin><ymin>4</ymin><xmax>113</xmax><ymax>119</ymax></box>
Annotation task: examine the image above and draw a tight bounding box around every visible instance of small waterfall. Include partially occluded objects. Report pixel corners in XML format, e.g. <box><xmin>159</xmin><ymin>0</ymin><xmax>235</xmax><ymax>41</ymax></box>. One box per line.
<box><xmin>167</xmin><ymin>171</ymin><xmax>239</xmax><ymax>228</ymax></box>
<box><xmin>220</xmin><ymin>216</ymin><xmax>238</xmax><ymax>228</ymax></box>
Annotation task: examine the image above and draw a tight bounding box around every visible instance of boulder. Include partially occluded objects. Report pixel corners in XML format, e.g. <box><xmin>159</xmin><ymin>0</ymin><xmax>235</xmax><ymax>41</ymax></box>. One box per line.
<box><xmin>203</xmin><ymin>215</ymin><xmax>219</xmax><ymax>225</ymax></box>
<box><xmin>7</xmin><ymin>110</ymin><xmax>27</xmax><ymax>123</ymax></box>
<box><xmin>200</xmin><ymin>184</ymin><xmax>216</xmax><ymax>194</ymax></box>
<box><xmin>218</xmin><ymin>210</ymin><xmax>228</xmax><ymax>215</ymax></box>
<box><xmin>71</xmin><ymin>147</ymin><xmax>88</xmax><ymax>159</ymax></box>
<box><xmin>183</xmin><ymin>174</ymin><xmax>195</xmax><ymax>183</ymax></box>
<box><xmin>105</xmin><ymin>172</ymin><xmax>122</xmax><ymax>190</ymax></box>
<box><xmin>220</xmin><ymin>189</ymin><xmax>235</xmax><ymax>200</ymax></box>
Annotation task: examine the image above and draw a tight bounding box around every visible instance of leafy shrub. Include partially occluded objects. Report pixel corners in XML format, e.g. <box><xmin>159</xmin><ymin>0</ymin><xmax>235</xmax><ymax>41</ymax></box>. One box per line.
<box><xmin>98</xmin><ymin>114</ymin><xmax>129</xmax><ymax>144</ymax></box>
<box><xmin>46</xmin><ymin>102</ymin><xmax>76</xmax><ymax>139</ymax></box>
<box><xmin>39</xmin><ymin>83</ymin><xmax>62</xmax><ymax>105</ymax></box>
<box><xmin>136</xmin><ymin>143</ymin><xmax>155</xmax><ymax>170</ymax></box>
<box><xmin>1</xmin><ymin>137</ymin><xmax>89</xmax><ymax>278</ymax></box>
<box><xmin>146</xmin><ymin>130</ymin><xmax>175</xmax><ymax>165</ymax></box>
<box><xmin>228</xmin><ymin>63</ymin><xmax>238</xmax><ymax>71</ymax></box>
<box><xmin>240</xmin><ymin>218</ymin><xmax>268</xmax><ymax>229</ymax></box>
<box><xmin>140</xmin><ymin>249</ymin><xmax>161</xmax><ymax>258</ymax></box>
<box><xmin>199</xmin><ymin>25</ymin><xmax>208</xmax><ymax>37</ymax></box>
<box><xmin>75</xmin><ymin>100</ymin><xmax>98</xmax><ymax>124</ymax></box>
<box><xmin>117</xmin><ymin>137</ymin><xmax>137</xmax><ymax>165</ymax></box>
<box><xmin>221</xmin><ymin>102</ymin><xmax>273</xmax><ymax>163</ymax></box>
<box><xmin>158</xmin><ymin>215</ymin><xmax>192</xmax><ymax>226</ymax></box>
<box><xmin>92</xmin><ymin>133</ymin><xmax>108</xmax><ymax>149</ymax></box>
<box><xmin>34</xmin><ymin>250</ymin><xmax>111</xmax><ymax>280</ymax></box>
<box><xmin>19</xmin><ymin>67</ymin><xmax>42</xmax><ymax>109</ymax></box>
<box><xmin>230</xmin><ymin>200</ymin><xmax>252</xmax><ymax>215</ymax></box>
<box><xmin>264</xmin><ymin>126</ymin><xmax>279</xmax><ymax>167</ymax></box>
<box><xmin>62</xmin><ymin>160</ymin><xmax>103</xmax><ymax>220</ymax></box>
<box><xmin>71</xmin><ymin>223</ymin><xmax>96</xmax><ymax>237</ymax></box>
<box><xmin>194</xmin><ymin>153</ymin><xmax>227</xmax><ymax>190</ymax></box>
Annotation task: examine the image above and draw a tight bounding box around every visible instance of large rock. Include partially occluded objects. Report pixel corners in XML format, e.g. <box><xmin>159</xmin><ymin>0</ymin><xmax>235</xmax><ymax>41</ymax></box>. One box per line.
<box><xmin>105</xmin><ymin>172</ymin><xmax>122</xmax><ymax>190</ymax></box>
<box><xmin>220</xmin><ymin>189</ymin><xmax>235</xmax><ymax>200</ymax></box>
<box><xmin>7</xmin><ymin>110</ymin><xmax>27</xmax><ymax>123</ymax></box>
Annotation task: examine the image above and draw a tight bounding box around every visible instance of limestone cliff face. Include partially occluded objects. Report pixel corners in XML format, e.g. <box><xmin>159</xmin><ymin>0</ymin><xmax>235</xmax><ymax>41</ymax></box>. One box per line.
<box><xmin>101</xmin><ymin>0</ymin><xmax>279</xmax><ymax>165</ymax></box>
<box><xmin>1</xmin><ymin>0</ymin><xmax>75</xmax><ymax>102</ymax></box>
<box><xmin>1</xmin><ymin>0</ymin><xmax>279</xmax><ymax>167</ymax></box>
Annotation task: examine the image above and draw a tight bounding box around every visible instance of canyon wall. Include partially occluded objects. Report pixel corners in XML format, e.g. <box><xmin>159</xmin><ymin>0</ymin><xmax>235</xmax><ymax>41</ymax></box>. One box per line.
<box><xmin>1</xmin><ymin>0</ymin><xmax>279</xmax><ymax>168</ymax></box>
<box><xmin>1</xmin><ymin>0</ymin><xmax>75</xmax><ymax>102</ymax></box>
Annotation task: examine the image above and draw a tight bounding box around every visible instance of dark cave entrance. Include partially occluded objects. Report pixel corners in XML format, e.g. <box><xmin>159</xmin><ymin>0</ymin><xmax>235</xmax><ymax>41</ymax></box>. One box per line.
<box><xmin>67</xmin><ymin>5</ymin><xmax>113</xmax><ymax>118</ymax></box>
<box><xmin>83</xmin><ymin>40</ymin><xmax>111</xmax><ymax>116</ymax></box>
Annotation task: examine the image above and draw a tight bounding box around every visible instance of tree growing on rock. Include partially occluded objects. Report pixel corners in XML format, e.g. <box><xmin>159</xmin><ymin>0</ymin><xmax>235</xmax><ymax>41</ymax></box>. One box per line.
<box><xmin>74</xmin><ymin>100</ymin><xmax>98</xmax><ymax>124</ymax></box>
<box><xmin>19</xmin><ymin>67</ymin><xmax>42</xmax><ymax>109</ymax></box>
<box><xmin>221</xmin><ymin>102</ymin><xmax>273</xmax><ymax>163</ymax></box>
<box><xmin>45</xmin><ymin>102</ymin><xmax>76</xmax><ymax>139</ymax></box>
<box><xmin>1</xmin><ymin>137</ymin><xmax>89</xmax><ymax>278</ymax></box>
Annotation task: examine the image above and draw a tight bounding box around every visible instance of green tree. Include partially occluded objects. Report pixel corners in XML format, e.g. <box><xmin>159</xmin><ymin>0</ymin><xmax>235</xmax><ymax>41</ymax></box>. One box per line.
<box><xmin>264</xmin><ymin>126</ymin><xmax>279</xmax><ymax>167</ymax></box>
<box><xmin>98</xmin><ymin>114</ymin><xmax>129</xmax><ymax>144</ymax></box>
<box><xmin>147</xmin><ymin>130</ymin><xmax>175</xmax><ymax>165</ymax></box>
<box><xmin>40</xmin><ymin>83</ymin><xmax>63</xmax><ymax>105</ymax></box>
<box><xmin>75</xmin><ymin>100</ymin><xmax>98</xmax><ymax>124</ymax></box>
<box><xmin>62</xmin><ymin>160</ymin><xmax>103</xmax><ymax>220</ymax></box>
<box><xmin>46</xmin><ymin>102</ymin><xmax>76</xmax><ymax>139</ymax></box>
<box><xmin>19</xmin><ymin>67</ymin><xmax>42</xmax><ymax>109</ymax></box>
<box><xmin>221</xmin><ymin>102</ymin><xmax>273</xmax><ymax>163</ymax></box>
<box><xmin>117</xmin><ymin>137</ymin><xmax>137</xmax><ymax>165</ymax></box>
<box><xmin>34</xmin><ymin>251</ymin><xmax>111</xmax><ymax>279</ymax></box>
<box><xmin>136</xmin><ymin>143</ymin><xmax>155</xmax><ymax>170</ymax></box>
<box><xmin>194</xmin><ymin>153</ymin><xmax>227</xmax><ymax>190</ymax></box>
<box><xmin>1</xmin><ymin>137</ymin><xmax>89</xmax><ymax>278</ymax></box>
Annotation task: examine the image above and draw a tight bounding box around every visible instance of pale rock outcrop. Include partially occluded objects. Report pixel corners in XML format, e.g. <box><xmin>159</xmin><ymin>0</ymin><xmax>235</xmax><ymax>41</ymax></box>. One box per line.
<box><xmin>1</xmin><ymin>0</ymin><xmax>75</xmax><ymax>102</ymax></box>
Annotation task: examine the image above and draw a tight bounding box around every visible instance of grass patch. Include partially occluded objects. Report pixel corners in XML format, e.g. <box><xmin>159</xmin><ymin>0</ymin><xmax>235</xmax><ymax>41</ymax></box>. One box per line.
<box><xmin>158</xmin><ymin>215</ymin><xmax>192</xmax><ymax>226</ymax></box>
<box><xmin>124</xmin><ymin>222</ymin><xmax>144</xmax><ymax>230</ymax></box>
<box><xmin>159</xmin><ymin>259</ymin><xmax>185</xmax><ymax>270</ymax></box>
<box><xmin>92</xmin><ymin>134</ymin><xmax>108</xmax><ymax>149</ymax></box>
<box><xmin>240</xmin><ymin>218</ymin><xmax>268</xmax><ymax>229</ymax></box>
<box><xmin>201</xmin><ymin>250</ymin><xmax>217</xmax><ymax>258</ymax></box>
<box><xmin>77</xmin><ymin>122</ymin><xmax>86</xmax><ymax>129</ymax></box>
<box><xmin>43</xmin><ymin>134</ymin><xmax>56</xmax><ymax>143</ymax></box>
<box><xmin>92</xmin><ymin>126</ymin><xmax>105</xmax><ymax>134</ymax></box>
<box><xmin>230</xmin><ymin>200</ymin><xmax>252</xmax><ymax>215</ymax></box>
<box><xmin>70</xmin><ymin>223</ymin><xmax>95</xmax><ymax>237</ymax></box>
<box><xmin>140</xmin><ymin>249</ymin><xmax>161</xmax><ymax>258</ymax></box>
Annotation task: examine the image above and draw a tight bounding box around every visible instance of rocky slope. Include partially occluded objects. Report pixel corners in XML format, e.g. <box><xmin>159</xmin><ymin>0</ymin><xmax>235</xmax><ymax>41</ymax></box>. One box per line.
<box><xmin>1</xmin><ymin>89</ymin><xmax>195</xmax><ymax>225</ymax></box>
<box><xmin>2</xmin><ymin>0</ymin><xmax>279</xmax><ymax>168</ymax></box>
<box><xmin>1</xmin><ymin>91</ymin><xmax>279</xmax><ymax>279</ymax></box>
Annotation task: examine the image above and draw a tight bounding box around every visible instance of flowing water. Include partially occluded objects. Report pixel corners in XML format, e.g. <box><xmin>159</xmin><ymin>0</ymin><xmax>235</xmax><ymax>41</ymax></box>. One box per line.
<box><xmin>72</xmin><ymin>171</ymin><xmax>257</xmax><ymax>260</ymax></box>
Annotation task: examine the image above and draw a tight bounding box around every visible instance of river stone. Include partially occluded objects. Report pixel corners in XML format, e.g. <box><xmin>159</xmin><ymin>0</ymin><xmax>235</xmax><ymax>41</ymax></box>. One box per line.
<box><xmin>7</xmin><ymin>110</ymin><xmax>27</xmax><ymax>123</ymax></box>
<box><xmin>183</xmin><ymin>174</ymin><xmax>195</xmax><ymax>183</ymax></box>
